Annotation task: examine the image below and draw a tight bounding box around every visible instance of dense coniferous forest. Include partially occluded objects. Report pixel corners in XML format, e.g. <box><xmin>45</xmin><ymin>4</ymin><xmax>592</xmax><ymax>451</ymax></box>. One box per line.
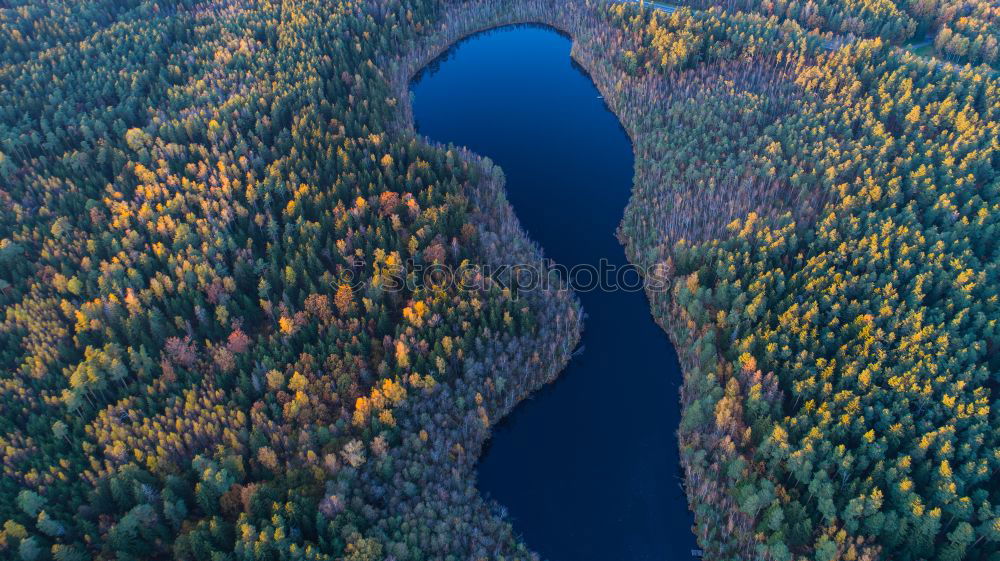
<box><xmin>0</xmin><ymin>0</ymin><xmax>997</xmax><ymax>560</ymax></box>
<box><xmin>602</xmin><ymin>4</ymin><xmax>1000</xmax><ymax>561</ymax></box>
<box><xmin>0</xmin><ymin>0</ymin><xmax>583</xmax><ymax>558</ymax></box>
<box><xmin>677</xmin><ymin>0</ymin><xmax>999</xmax><ymax>66</ymax></box>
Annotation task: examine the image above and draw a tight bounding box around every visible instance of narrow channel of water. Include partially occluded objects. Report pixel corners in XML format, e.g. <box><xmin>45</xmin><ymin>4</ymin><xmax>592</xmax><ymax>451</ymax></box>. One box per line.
<box><xmin>411</xmin><ymin>25</ymin><xmax>696</xmax><ymax>561</ymax></box>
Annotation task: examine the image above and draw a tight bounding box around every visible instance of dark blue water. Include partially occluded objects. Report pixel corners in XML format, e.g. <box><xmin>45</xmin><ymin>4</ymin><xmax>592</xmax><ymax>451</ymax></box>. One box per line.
<box><xmin>411</xmin><ymin>25</ymin><xmax>696</xmax><ymax>561</ymax></box>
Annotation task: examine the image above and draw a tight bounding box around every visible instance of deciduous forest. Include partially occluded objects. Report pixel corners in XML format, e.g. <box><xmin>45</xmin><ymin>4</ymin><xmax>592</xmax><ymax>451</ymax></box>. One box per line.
<box><xmin>0</xmin><ymin>0</ymin><xmax>997</xmax><ymax>560</ymax></box>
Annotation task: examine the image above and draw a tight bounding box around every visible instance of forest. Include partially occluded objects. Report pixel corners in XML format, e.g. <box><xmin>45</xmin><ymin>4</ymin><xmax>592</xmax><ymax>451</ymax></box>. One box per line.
<box><xmin>0</xmin><ymin>0</ymin><xmax>997</xmax><ymax>560</ymax></box>
<box><xmin>0</xmin><ymin>0</ymin><xmax>581</xmax><ymax>558</ymax></box>
<box><xmin>603</xmin><ymin>4</ymin><xmax>1000</xmax><ymax>561</ymax></box>
<box><xmin>678</xmin><ymin>0</ymin><xmax>999</xmax><ymax>67</ymax></box>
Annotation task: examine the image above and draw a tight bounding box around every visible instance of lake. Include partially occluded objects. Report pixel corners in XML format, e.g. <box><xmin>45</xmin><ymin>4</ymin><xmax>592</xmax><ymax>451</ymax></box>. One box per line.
<box><xmin>411</xmin><ymin>25</ymin><xmax>696</xmax><ymax>561</ymax></box>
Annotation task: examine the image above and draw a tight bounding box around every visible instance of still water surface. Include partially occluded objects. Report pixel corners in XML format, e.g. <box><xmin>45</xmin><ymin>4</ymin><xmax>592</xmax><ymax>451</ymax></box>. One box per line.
<box><xmin>411</xmin><ymin>25</ymin><xmax>696</xmax><ymax>561</ymax></box>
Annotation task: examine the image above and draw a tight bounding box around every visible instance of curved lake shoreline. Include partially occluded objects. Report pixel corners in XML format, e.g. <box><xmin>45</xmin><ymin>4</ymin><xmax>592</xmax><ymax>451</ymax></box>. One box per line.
<box><xmin>410</xmin><ymin>25</ymin><xmax>697</xmax><ymax>560</ymax></box>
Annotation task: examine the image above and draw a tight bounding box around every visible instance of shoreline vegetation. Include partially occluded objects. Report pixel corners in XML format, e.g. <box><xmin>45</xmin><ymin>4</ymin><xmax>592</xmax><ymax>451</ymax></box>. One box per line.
<box><xmin>0</xmin><ymin>0</ymin><xmax>997</xmax><ymax>559</ymax></box>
